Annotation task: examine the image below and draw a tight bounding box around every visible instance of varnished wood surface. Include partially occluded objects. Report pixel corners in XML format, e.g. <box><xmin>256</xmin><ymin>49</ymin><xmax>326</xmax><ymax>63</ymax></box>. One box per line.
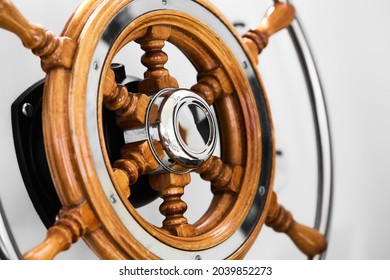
<box><xmin>191</xmin><ymin>67</ymin><xmax>233</xmax><ymax>105</ymax></box>
<box><xmin>23</xmin><ymin>203</ymin><xmax>99</xmax><ymax>260</ymax></box>
<box><xmin>103</xmin><ymin>69</ymin><xmax>150</xmax><ymax>129</ymax></box>
<box><xmin>196</xmin><ymin>156</ymin><xmax>243</xmax><ymax>194</ymax></box>
<box><xmin>137</xmin><ymin>25</ymin><xmax>179</xmax><ymax>93</ymax></box>
<box><xmin>92</xmin><ymin>5</ymin><xmax>265</xmax><ymax>255</ymax></box>
<box><xmin>149</xmin><ymin>173</ymin><xmax>196</xmax><ymax>237</ymax></box>
<box><xmin>0</xmin><ymin>0</ymin><xmax>326</xmax><ymax>260</ymax></box>
<box><xmin>0</xmin><ymin>0</ymin><xmax>76</xmax><ymax>71</ymax></box>
<box><xmin>112</xmin><ymin>169</ymin><xmax>130</xmax><ymax>198</ymax></box>
<box><xmin>266</xmin><ymin>192</ymin><xmax>327</xmax><ymax>259</ymax></box>
<box><xmin>114</xmin><ymin>141</ymin><xmax>160</xmax><ymax>185</ymax></box>
<box><xmin>243</xmin><ymin>2</ymin><xmax>295</xmax><ymax>63</ymax></box>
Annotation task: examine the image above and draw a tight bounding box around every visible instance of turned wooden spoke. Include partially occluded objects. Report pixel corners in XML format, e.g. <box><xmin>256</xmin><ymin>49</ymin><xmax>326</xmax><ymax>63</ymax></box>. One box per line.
<box><xmin>136</xmin><ymin>25</ymin><xmax>179</xmax><ymax>93</ymax></box>
<box><xmin>243</xmin><ymin>2</ymin><xmax>295</xmax><ymax>63</ymax></box>
<box><xmin>149</xmin><ymin>173</ymin><xmax>196</xmax><ymax>237</ymax></box>
<box><xmin>113</xmin><ymin>141</ymin><xmax>160</xmax><ymax>192</ymax></box>
<box><xmin>112</xmin><ymin>168</ymin><xmax>131</xmax><ymax>198</ymax></box>
<box><xmin>191</xmin><ymin>66</ymin><xmax>233</xmax><ymax>105</ymax></box>
<box><xmin>266</xmin><ymin>192</ymin><xmax>327</xmax><ymax>259</ymax></box>
<box><xmin>196</xmin><ymin>156</ymin><xmax>243</xmax><ymax>194</ymax></box>
<box><xmin>0</xmin><ymin>0</ymin><xmax>76</xmax><ymax>72</ymax></box>
<box><xmin>103</xmin><ymin>69</ymin><xmax>150</xmax><ymax>129</ymax></box>
<box><xmin>22</xmin><ymin>203</ymin><xmax>99</xmax><ymax>260</ymax></box>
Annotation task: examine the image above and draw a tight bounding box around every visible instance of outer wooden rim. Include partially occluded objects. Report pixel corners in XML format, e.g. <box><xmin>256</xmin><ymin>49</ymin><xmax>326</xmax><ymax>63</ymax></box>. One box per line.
<box><xmin>42</xmin><ymin>0</ymin><xmax>275</xmax><ymax>259</ymax></box>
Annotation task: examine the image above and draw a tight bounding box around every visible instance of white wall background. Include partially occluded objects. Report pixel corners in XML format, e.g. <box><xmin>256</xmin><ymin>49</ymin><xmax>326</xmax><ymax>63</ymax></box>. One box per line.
<box><xmin>0</xmin><ymin>0</ymin><xmax>389</xmax><ymax>259</ymax></box>
<box><xmin>290</xmin><ymin>0</ymin><xmax>390</xmax><ymax>259</ymax></box>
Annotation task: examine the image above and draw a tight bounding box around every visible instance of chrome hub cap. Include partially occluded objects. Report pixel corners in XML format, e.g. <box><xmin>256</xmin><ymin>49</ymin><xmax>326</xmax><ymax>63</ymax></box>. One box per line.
<box><xmin>124</xmin><ymin>88</ymin><xmax>217</xmax><ymax>174</ymax></box>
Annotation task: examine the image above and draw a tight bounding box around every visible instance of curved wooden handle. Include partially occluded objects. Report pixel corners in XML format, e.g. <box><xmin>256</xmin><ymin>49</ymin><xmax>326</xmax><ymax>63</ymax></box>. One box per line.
<box><xmin>23</xmin><ymin>225</ymin><xmax>77</xmax><ymax>260</ymax></box>
<box><xmin>257</xmin><ymin>2</ymin><xmax>296</xmax><ymax>37</ymax></box>
<box><xmin>0</xmin><ymin>0</ymin><xmax>41</xmax><ymax>48</ymax></box>
<box><xmin>266</xmin><ymin>192</ymin><xmax>327</xmax><ymax>259</ymax></box>
<box><xmin>22</xmin><ymin>203</ymin><xmax>99</xmax><ymax>260</ymax></box>
<box><xmin>0</xmin><ymin>0</ymin><xmax>75</xmax><ymax>72</ymax></box>
<box><xmin>243</xmin><ymin>2</ymin><xmax>295</xmax><ymax>63</ymax></box>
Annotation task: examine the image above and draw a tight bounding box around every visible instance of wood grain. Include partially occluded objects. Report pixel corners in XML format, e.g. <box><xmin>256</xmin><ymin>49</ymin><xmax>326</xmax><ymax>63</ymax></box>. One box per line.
<box><xmin>114</xmin><ymin>141</ymin><xmax>160</xmax><ymax>185</ymax></box>
<box><xmin>137</xmin><ymin>25</ymin><xmax>179</xmax><ymax>93</ymax></box>
<box><xmin>266</xmin><ymin>192</ymin><xmax>327</xmax><ymax>259</ymax></box>
<box><xmin>0</xmin><ymin>0</ymin><xmax>76</xmax><ymax>72</ymax></box>
<box><xmin>196</xmin><ymin>156</ymin><xmax>243</xmax><ymax>194</ymax></box>
<box><xmin>191</xmin><ymin>67</ymin><xmax>233</xmax><ymax>105</ymax></box>
<box><xmin>149</xmin><ymin>173</ymin><xmax>196</xmax><ymax>237</ymax></box>
<box><xmin>243</xmin><ymin>2</ymin><xmax>295</xmax><ymax>63</ymax></box>
<box><xmin>22</xmin><ymin>203</ymin><xmax>99</xmax><ymax>260</ymax></box>
<box><xmin>103</xmin><ymin>68</ymin><xmax>150</xmax><ymax>129</ymax></box>
<box><xmin>16</xmin><ymin>0</ymin><xmax>275</xmax><ymax>259</ymax></box>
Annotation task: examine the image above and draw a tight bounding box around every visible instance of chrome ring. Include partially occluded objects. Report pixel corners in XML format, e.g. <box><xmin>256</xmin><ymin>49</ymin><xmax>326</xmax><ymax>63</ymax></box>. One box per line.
<box><xmin>0</xmin><ymin>199</ymin><xmax>20</xmax><ymax>260</ymax></box>
<box><xmin>287</xmin><ymin>6</ymin><xmax>334</xmax><ymax>259</ymax></box>
<box><xmin>145</xmin><ymin>88</ymin><xmax>217</xmax><ymax>174</ymax></box>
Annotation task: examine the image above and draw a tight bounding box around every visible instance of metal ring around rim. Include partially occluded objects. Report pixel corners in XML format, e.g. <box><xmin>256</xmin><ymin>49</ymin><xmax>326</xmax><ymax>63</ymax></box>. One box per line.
<box><xmin>287</xmin><ymin>17</ymin><xmax>334</xmax><ymax>260</ymax></box>
<box><xmin>0</xmin><ymin>198</ymin><xmax>21</xmax><ymax>260</ymax></box>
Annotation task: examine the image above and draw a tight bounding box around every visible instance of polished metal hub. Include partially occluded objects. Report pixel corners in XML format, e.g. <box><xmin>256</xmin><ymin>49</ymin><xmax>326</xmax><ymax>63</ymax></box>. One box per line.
<box><xmin>124</xmin><ymin>88</ymin><xmax>217</xmax><ymax>174</ymax></box>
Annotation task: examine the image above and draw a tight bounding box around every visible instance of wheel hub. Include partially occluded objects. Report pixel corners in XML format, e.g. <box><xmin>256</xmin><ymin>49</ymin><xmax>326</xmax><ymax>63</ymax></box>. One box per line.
<box><xmin>124</xmin><ymin>88</ymin><xmax>217</xmax><ymax>174</ymax></box>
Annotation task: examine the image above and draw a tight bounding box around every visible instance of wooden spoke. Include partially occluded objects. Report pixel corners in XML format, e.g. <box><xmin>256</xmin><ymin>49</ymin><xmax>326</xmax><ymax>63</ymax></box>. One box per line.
<box><xmin>102</xmin><ymin>69</ymin><xmax>150</xmax><ymax>129</ymax></box>
<box><xmin>242</xmin><ymin>2</ymin><xmax>295</xmax><ymax>63</ymax></box>
<box><xmin>112</xmin><ymin>168</ymin><xmax>131</xmax><ymax>198</ymax></box>
<box><xmin>191</xmin><ymin>66</ymin><xmax>233</xmax><ymax>105</ymax></box>
<box><xmin>22</xmin><ymin>203</ymin><xmax>99</xmax><ymax>260</ymax></box>
<box><xmin>149</xmin><ymin>173</ymin><xmax>196</xmax><ymax>237</ymax></box>
<box><xmin>113</xmin><ymin>141</ymin><xmax>160</xmax><ymax>191</ymax></box>
<box><xmin>196</xmin><ymin>156</ymin><xmax>243</xmax><ymax>194</ymax></box>
<box><xmin>136</xmin><ymin>25</ymin><xmax>179</xmax><ymax>93</ymax></box>
<box><xmin>266</xmin><ymin>192</ymin><xmax>327</xmax><ymax>259</ymax></box>
<box><xmin>0</xmin><ymin>0</ymin><xmax>76</xmax><ymax>72</ymax></box>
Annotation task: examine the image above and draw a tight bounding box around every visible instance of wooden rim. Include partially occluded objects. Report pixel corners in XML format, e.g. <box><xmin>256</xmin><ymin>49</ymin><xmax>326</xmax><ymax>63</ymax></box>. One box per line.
<box><xmin>42</xmin><ymin>0</ymin><xmax>274</xmax><ymax>259</ymax></box>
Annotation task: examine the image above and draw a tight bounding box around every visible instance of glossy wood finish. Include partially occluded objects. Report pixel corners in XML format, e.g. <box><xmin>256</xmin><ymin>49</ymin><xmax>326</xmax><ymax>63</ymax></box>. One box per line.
<box><xmin>266</xmin><ymin>192</ymin><xmax>327</xmax><ymax>259</ymax></box>
<box><xmin>243</xmin><ymin>2</ymin><xmax>295</xmax><ymax>63</ymax></box>
<box><xmin>23</xmin><ymin>203</ymin><xmax>99</xmax><ymax>260</ymax></box>
<box><xmin>114</xmin><ymin>141</ymin><xmax>160</xmax><ymax>185</ymax></box>
<box><xmin>112</xmin><ymin>168</ymin><xmax>131</xmax><ymax>199</ymax></box>
<box><xmin>191</xmin><ymin>67</ymin><xmax>233</xmax><ymax>105</ymax></box>
<box><xmin>103</xmin><ymin>69</ymin><xmax>150</xmax><ymax>129</ymax></box>
<box><xmin>92</xmin><ymin>6</ymin><xmax>265</xmax><ymax>255</ymax></box>
<box><xmin>0</xmin><ymin>0</ymin><xmax>327</xmax><ymax>260</ymax></box>
<box><xmin>196</xmin><ymin>156</ymin><xmax>243</xmax><ymax>194</ymax></box>
<box><xmin>0</xmin><ymin>0</ymin><xmax>76</xmax><ymax>72</ymax></box>
<box><xmin>149</xmin><ymin>173</ymin><xmax>196</xmax><ymax>237</ymax></box>
<box><xmin>52</xmin><ymin>0</ymin><xmax>265</xmax><ymax>258</ymax></box>
<box><xmin>137</xmin><ymin>25</ymin><xmax>179</xmax><ymax>93</ymax></box>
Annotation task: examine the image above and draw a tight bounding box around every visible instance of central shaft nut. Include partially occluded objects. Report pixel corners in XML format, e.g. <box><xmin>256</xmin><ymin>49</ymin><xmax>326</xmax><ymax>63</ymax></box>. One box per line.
<box><xmin>146</xmin><ymin>88</ymin><xmax>217</xmax><ymax>174</ymax></box>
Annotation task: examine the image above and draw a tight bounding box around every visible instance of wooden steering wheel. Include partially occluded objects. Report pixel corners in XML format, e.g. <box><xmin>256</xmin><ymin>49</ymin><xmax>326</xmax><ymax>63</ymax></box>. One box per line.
<box><xmin>0</xmin><ymin>0</ymin><xmax>327</xmax><ymax>259</ymax></box>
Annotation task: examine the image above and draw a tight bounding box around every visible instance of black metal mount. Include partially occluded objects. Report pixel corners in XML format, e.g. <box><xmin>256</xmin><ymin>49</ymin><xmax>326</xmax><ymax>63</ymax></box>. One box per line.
<box><xmin>11</xmin><ymin>63</ymin><xmax>158</xmax><ymax>229</ymax></box>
